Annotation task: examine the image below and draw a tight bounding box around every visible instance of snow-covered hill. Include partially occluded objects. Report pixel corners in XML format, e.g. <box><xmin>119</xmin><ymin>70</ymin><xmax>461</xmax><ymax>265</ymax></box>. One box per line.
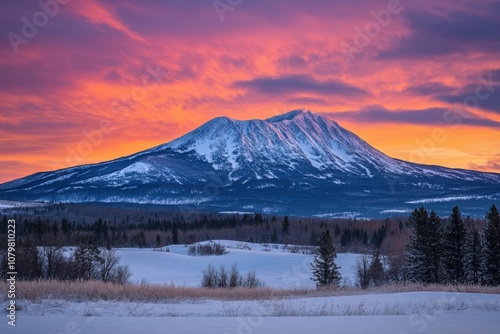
<box><xmin>1</xmin><ymin>110</ymin><xmax>499</xmax><ymax>217</ymax></box>
<box><xmin>115</xmin><ymin>240</ymin><xmax>358</xmax><ymax>288</ymax></box>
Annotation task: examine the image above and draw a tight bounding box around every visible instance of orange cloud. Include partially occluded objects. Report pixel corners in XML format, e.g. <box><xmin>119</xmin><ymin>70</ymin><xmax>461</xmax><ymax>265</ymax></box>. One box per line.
<box><xmin>0</xmin><ymin>0</ymin><xmax>499</xmax><ymax>183</ymax></box>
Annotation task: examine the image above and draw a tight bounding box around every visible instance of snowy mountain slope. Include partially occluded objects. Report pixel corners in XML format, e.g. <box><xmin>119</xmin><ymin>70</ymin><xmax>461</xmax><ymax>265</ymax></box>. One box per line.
<box><xmin>0</xmin><ymin>110</ymin><xmax>499</xmax><ymax>217</ymax></box>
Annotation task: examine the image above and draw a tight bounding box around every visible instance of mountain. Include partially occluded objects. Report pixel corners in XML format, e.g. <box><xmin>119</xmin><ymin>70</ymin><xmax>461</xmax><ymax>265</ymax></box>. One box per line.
<box><xmin>1</xmin><ymin>110</ymin><xmax>499</xmax><ymax>217</ymax></box>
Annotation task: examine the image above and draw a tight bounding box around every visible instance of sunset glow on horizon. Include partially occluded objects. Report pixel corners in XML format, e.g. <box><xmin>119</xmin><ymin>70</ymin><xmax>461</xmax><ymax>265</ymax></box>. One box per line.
<box><xmin>1</xmin><ymin>0</ymin><xmax>499</xmax><ymax>183</ymax></box>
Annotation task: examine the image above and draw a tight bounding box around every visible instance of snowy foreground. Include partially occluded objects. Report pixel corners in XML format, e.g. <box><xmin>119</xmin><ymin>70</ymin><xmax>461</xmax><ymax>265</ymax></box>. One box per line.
<box><xmin>4</xmin><ymin>292</ymin><xmax>500</xmax><ymax>333</ymax></box>
<box><xmin>3</xmin><ymin>240</ymin><xmax>500</xmax><ymax>333</ymax></box>
<box><xmin>2</xmin><ymin>313</ymin><xmax>499</xmax><ymax>334</ymax></box>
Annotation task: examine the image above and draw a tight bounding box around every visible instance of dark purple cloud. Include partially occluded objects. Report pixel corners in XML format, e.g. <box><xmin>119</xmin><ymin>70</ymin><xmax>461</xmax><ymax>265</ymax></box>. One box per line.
<box><xmin>324</xmin><ymin>105</ymin><xmax>500</xmax><ymax>128</ymax></box>
<box><xmin>103</xmin><ymin>0</ymin><xmax>382</xmax><ymax>42</ymax></box>
<box><xmin>436</xmin><ymin>91</ymin><xmax>500</xmax><ymax>114</ymax></box>
<box><xmin>378</xmin><ymin>5</ymin><xmax>500</xmax><ymax>58</ymax></box>
<box><xmin>404</xmin><ymin>82</ymin><xmax>455</xmax><ymax>96</ymax></box>
<box><xmin>233</xmin><ymin>75</ymin><xmax>369</xmax><ymax>97</ymax></box>
<box><xmin>1</xmin><ymin>4</ymin><xmax>119</xmax><ymax>56</ymax></box>
<box><xmin>434</xmin><ymin>69</ymin><xmax>500</xmax><ymax>114</ymax></box>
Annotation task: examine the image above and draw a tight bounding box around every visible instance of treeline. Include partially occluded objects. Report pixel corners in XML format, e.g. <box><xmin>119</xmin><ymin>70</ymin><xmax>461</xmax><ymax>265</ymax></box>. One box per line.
<box><xmin>404</xmin><ymin>204</ymin><xmax>500</xmax><ymax>286</ymax></box>
<box><xmin>0</xmin><ymin>240</ymin><xmax>131</xmax><ymax>284</ymax></box>
<box><xmin>0</xmin><ymin>207</ymin><xmax>405</xmax><ymax>253</ymax></box>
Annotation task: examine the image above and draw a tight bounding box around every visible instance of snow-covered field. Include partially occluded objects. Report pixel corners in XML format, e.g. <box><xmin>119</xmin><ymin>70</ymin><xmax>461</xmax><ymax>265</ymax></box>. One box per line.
<box><xmin>4</xmin><ymin>292</ymin><xmax>500</xmax><ymax>333</ymax></box>
<box><xmin>116</xmin><ymin>240</ymin><xmax>357</xmax><ymax>288</ymax></box>
<box><xmin>4</xmin><ymin>240</ymin><xmax>500</xmax><ymax>333</ymax></box>
<box><xmin>13</xmin><ymin>291</ymin><xmax>500</xmax><ymax>317</ymax></box>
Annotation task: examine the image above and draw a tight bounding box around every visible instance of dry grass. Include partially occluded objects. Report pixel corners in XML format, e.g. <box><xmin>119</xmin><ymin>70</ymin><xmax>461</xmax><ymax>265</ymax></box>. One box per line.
<box><xmin>1</xmin><ymin>280</ymin><xmax>306</xmax><ymax>302</ymax></box>
<box><xmin>308</xmin><ymin>282</ymin><xmax>500</xmax><ymax>297</ymax></box>
<box><xmin>369</xmin><ymin>283</ymin><xmax>500</xmax><ymax>294</ymax></box>
<box><xmin>2</xmin><ymin>280</ymin><xmax>499</xmax><ymax>303</ymax></box>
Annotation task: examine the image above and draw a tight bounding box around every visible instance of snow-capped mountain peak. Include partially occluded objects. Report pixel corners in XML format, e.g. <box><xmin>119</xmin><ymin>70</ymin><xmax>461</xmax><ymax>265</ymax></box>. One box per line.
<box><xmin>1</xmin><ymin>110</ymin><xmax>499</xmax><ymax>217</ymax></box>
<box><xmin>265</xmin><ymin>109</ymin><xmax>312</xmax><ymax>122</ymax></box>
<box><xmin>161</xmin><ymin>109</ymin><xmax>407</xmax><ymax>178</ymax></box>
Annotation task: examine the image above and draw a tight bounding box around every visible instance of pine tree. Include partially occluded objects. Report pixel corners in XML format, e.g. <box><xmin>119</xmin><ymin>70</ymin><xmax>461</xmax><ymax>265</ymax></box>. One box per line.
<box><xmin>482</xmin><ymin>204</ymin><xmax>500</xmax><ymax>286</ymax></box>
<box><xmin>426</xmin><ymin>211</ymin><xmax>444</xmax><ymax>283</ymax></box>
<box><xmin>271</xmin><ymin>227</ymin><xmax>278</xmax><ymax>243</ymax></box>
<box><xmin>73</xmin><ymin>242</ymin><xmax>102</xmax><ymax>280</ymax></box>
<box><xmin>172</xmin><ymin>223</ymin><xmax>179</xmax><ymax>244</ymax></box>
<box><xmin>405</xmin><ymin>208</ymin><xmax>443</xmax><ymax>284</ymax></box>
<box><xmin>369</xmin><ymin>250</ymin><xmax>386</xmax><ymax>286</ymax></box>
<box><xmin>405</xmin><ymin>208</ymin><xmax>428</xmax><ymax>283</ymax></box>
<box><xmin>443</xmin><ymin>206</ymin><xmax>466</xmax><ymax>284</ymax></box>
<box><xmin>464</xmin><ymin>228</ymin><xmax>482</xmax><ymax>285</ymax></box>
<box><xmin>281</xmin><ymin>216</ymin><xmax>290</xmax><ymax>236</ymax></box>
<box><xmin>311</xmin><ymin>230</ymin><xmax>341</xmax><ymax>287</ymax></box>
<box><xmin>122</xmin><ymin>231</ymin><xmax>128</xmax><ymax>245</ymax></box>
<box><xmin>61</xmin><ymin>218</ymin><xmax>70</xmax><ymax>234</ymax></box>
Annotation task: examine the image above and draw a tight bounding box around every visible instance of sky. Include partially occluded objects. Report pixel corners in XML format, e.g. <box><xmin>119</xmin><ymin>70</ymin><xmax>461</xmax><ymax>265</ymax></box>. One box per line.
<box><xmin>0</xmin><ymin>0</ymin><xmax>499</xmax><ymax>183</ymax></box>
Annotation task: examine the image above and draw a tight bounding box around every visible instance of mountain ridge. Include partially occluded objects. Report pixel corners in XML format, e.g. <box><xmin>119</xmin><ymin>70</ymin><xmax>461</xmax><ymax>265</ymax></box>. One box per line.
<box><xmin>1</xmin><ymin>110</ymin><xmax>499</xmax><ymax>217</ymax></box>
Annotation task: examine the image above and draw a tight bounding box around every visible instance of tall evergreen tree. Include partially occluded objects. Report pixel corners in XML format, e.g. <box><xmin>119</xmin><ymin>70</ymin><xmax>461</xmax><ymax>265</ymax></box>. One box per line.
<box><xmin>443</xmin><ymin>206</ymin><xmax>466</xmax><ymax>284</ymax></box>
<box><xmin>426</xmin><ymin>210</ymin><xmax>444</xmax><ymax>283</ymax></box>
<box><xmin>311</xmin><ymin>230</ymin><xmax>341</xmax><ymax>287</ymax></box>
<box><xmin>405</xmin><ymin>208</ymin><xmax>426</xmax><ymax>283</ymax></box>
<box><xmin>482</xmin><ymin>204</ymin><xmax>500</xmax><ymax>286</ymax></box>
<box><xmin>405</xmin><ymin>208</ymin><xmax>443</xmax><ymax>284</ymax></box>
<box><xmin>464</xmin><ymin>228</ymin><xmax>482</xmax><ymax>285</ymax></box>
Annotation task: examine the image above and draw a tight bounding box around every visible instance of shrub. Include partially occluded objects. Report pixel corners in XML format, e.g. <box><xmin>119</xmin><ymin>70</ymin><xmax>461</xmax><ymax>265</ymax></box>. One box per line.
<box><xmin>201</xmin><ymin>264</ymin><xmax>262</xmax><ymax>289</ymax></box>
<box><xmin>235</xmin><ymin>243</ymin><xmax>251</xmax><ymax>250</ymax></box>
<box><xmin>229</xmin><ymin>264</ymin><xmax>242</xmax><ymax>288</ymax></box>
<box><xmin>217</xmin><ymin>265</ymin><xmax>228</xmax><ymax>288</ymax></box>
<box><xmin>243</xmin><ymin>271</ymin><xmax>262</xmax><ymax>288</ymax></box>
<box><xmin>188</xmin><ymin>242</ymin><xmax>227</xmax><ymax>256</ymax></box>
<box><xmin>201</xmin><ymin>264</ymin><xmax>217</xmax><ymax>288</ymax></box>
<box><xmin>283</xmin><ymin>244</ymin><xmax>315</xmax><ymax>254</ymax></box>
<box><xmin>113</xmin><ymin>265</ymin><xmax>132</xmax><ymax>285</ymax></box>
